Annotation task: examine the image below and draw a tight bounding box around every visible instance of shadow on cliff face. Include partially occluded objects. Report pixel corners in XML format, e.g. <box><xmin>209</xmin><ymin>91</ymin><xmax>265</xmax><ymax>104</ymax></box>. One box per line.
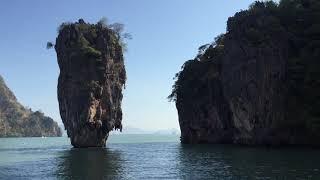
<box><xmin>55</xmin><ymin>148</ymin><xmax>124</xmax><ymax>179</ymax></box>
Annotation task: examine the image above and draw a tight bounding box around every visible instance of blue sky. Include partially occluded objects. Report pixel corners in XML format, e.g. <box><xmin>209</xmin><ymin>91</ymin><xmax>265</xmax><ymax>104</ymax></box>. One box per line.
<box><xmin>0</xmin><ymin>0</ymin><xmax>262</xmax><ymax>131</ymax></box>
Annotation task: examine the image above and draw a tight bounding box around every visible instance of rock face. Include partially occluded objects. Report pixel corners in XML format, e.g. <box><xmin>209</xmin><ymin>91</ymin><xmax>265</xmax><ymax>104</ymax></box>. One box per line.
<box><xmin>171</xmin><ymin>1</ymin><xmax>320</xmax><ymax>146</ymax></box>
<box><xmin>0</xmin><ymin>75</ymin><xmax>62</xmax><ymax>137</ymax></box>
<box><xmin>55</xmin><ymin>19</ymin><xmax>126</xmax><ymax>147</ymax></box>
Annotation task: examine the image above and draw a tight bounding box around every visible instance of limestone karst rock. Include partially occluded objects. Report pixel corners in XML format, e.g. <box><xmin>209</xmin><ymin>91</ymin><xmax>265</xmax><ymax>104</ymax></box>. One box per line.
<box><xmin>54</xmin><ymin>19</ymin><xmax>126</xmax><ymax>147</ymax></box>
<box><xmin>0</xmin><ymin>75</ymin><xmax>61</xmax><ymax>137</ymax></box>
<box><xmin>170</xmin><ymin>1</ymin><xmax>320</xmax><ymax>146</ymax></box>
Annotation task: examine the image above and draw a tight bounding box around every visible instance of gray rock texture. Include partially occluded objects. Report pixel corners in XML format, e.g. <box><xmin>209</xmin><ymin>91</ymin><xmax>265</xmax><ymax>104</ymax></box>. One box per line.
<box><xmin>55</xmin><ymin>19</ymin><xmax>126</xmax><ymax>147</ymax></box>
<box><xmin>172</xmin><ymin>3</ymin><xmax>320</xmax><ymax>146</ymax></box>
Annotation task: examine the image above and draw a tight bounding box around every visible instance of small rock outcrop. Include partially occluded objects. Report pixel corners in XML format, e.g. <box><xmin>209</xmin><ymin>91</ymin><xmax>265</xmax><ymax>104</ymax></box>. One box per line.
<box><xmin>170</xmin><ymin>1</ymin><xmax>320</xmax><ymax>146</ymax></box>
<box><xmin>0</xmin><ymin>75</ymin><xmax>61</xmax><ymax>137</ymax></box>
<box><xmin>54</xmin><ymin>19</ymin><xmax>126</xmax><ymax>147</ymax></box>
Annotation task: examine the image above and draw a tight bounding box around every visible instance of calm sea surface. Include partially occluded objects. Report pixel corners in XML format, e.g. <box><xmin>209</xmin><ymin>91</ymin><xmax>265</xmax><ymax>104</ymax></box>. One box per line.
<box><xmin>0</xmin><ymin>134</ymin><xmax>320</xmax><ymax>179</ymax></box>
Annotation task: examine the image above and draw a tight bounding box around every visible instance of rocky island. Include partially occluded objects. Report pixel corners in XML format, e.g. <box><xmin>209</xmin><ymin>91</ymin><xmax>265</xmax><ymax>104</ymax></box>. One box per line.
<box><xmin>53</xmin><ymin>19</ymin><xmax>127</xmax><ymax>147</ymax></box>
<box><xmin>170</xmin><ymin>0</ymin><xmax>320</xmax><ymax>146</ymax></box>
<box><xmin>0</xmin><ymin>75</ymin><xmax>61</xmax><ymax>137</ymax></box>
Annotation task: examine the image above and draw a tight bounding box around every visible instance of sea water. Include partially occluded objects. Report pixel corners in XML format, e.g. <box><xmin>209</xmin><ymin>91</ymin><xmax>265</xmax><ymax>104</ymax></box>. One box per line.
<box><xmin>0</xmin><ymin>135</ymin><xmax>320</xmax><ymax>179</ymax></box>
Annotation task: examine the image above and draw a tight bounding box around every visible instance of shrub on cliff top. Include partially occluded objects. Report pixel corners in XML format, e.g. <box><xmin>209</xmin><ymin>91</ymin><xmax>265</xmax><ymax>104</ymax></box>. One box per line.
<box><xmin>47</xmin><ymin>18</ymin><xmax>132</xmax><ymax>53</ymax></box>
<box><xmin>46</xmin><ymin>42</ymin><xmax>54</xmax><ymax>49</ymax></box>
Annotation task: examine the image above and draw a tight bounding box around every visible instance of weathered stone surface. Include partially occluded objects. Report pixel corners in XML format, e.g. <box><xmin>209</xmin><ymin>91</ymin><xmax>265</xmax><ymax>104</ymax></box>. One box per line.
<box><xmin>55</xmin><ymin>19</ymin><xmax>126</xmax><ymax>147</ymax></box>
<box><xmin>172</xmin><ymin>2</ymin><xmax>320</xmax><ymax>146</ymax></box>
<box><xmin>0</xmin><ymin>75</ymin><xmax>61</xmax><ymax>137</ymax></box>
<box><xmin>220</xmin><ymin>12</ymin><xmax>289</xmax><ymax>145</ymax></box>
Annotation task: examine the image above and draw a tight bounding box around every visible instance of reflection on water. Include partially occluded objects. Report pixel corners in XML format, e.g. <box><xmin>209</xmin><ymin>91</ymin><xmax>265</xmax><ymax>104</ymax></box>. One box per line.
<box><xmin>176</xmin><ymin>144</ymin><xmax>233</xmax><ymax>179</ymax></box>
<box><xmin>56</xmin><ymin>148</ymin><xmax>123</xmax><ymax>179</ymax></box>
<box><xmin>1</xmin><ymin>137</ymin><xmax>320</xmax><ymax>179</ymax></box>
<box><xmin>177</xmin><ymin>144</ymin><xmax>320</xmax><ymax>179</ymax></box>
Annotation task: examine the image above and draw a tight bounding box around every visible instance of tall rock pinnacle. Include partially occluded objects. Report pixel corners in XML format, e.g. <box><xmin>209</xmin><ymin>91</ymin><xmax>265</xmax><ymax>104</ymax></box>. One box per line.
<box><xmin>54</xmin><ymin>19</ymin><xmax>126</xmax><ymax>147</ymax></box>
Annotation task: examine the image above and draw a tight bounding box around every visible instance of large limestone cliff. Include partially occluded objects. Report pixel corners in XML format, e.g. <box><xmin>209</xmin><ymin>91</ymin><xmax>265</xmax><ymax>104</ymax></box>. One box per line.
<box><xmin>0</xmin><ymin>75</ymin><xmax>61</xmax><ymax>137</ymax></box>
<box><xmin>55</xmin><ymin>19</ymin><xmax>126</xmax><ymax>147</ymax></box>
<box><xmin>171</xmin><ymin>1</ymin><xmax>320</xmax><ymax>146</ymax></box>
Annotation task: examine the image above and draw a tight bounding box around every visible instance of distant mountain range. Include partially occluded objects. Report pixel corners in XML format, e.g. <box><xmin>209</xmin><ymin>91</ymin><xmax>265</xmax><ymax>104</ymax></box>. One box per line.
<box><xmin>57</xmin><ymin>124</ymin><xmax>180</xmax><ymax>136</ymax></box>
<box><xmin>110</xmin><ymin>126</ymin><xmax>180</xmax><ymax>135</ymax></box>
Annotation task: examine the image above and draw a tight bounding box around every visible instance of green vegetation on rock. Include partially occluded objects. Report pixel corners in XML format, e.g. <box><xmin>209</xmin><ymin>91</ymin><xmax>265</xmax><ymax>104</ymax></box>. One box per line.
<box><xmin>48</xmin><ymin>18</ymin><xmax>131</xmax><ymax>53</ymax></box>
